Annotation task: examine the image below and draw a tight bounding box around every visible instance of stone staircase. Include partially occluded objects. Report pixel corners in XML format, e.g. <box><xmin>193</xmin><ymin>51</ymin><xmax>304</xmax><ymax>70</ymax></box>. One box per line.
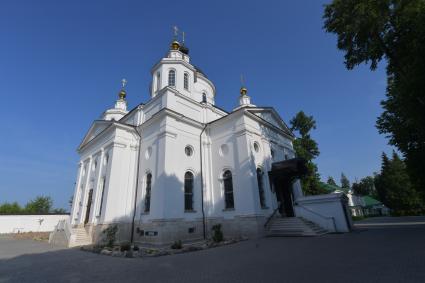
<box><xmin>71</xmin><ymin>226</ymin><xmax>92</xmax><ymax>247</ymax></box>
<box><xmin>49</xmin><ymin>220</ymin><xmax>93</xmax><ymax>247</ymax></box>
<box><xmin>266</xmin><ymin>217</ymin><xmax>328</xmax><ymax>237</ymax></box>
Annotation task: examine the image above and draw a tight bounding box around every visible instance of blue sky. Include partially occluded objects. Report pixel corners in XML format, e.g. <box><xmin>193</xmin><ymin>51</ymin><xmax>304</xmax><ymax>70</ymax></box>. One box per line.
<box><xmin>0</xmin><ymin>0</ymin><xmax>393</xmax><ymax>210</ymax></box>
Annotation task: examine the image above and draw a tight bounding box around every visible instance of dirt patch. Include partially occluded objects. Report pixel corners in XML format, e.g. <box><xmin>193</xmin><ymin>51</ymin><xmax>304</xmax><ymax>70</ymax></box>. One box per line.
<box><xmin>12</xmin><ymin>232</ymin><xmax>50</xmax><ymax>242</ymax></box>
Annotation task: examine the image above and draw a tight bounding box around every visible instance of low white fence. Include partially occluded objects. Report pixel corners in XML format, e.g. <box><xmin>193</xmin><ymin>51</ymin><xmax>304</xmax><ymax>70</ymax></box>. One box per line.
<box><xmin>294</xmin><ymin>193</ymin><xmax>351</xmax><ymax>233</ymax></box>
<box><xmin>0</xmin><ymin>214</ymin><xmax>69</xmax><ymax>234</ymax></box>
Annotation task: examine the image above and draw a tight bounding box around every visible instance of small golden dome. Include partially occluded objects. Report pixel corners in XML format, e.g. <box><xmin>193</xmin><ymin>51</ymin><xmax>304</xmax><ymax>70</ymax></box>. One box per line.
<box><xmin>171</xmin><ymin>40</ymin><xmax>180</xmax><ymax>50</ymax></box>
<box><xmin>119</xmin><ymin>89</ymin><xmax>126</xmax><ymax>100</ymax></box>
<box><xmin>240</xmin><ymin>86</ymin><xmax>248</xmax><ymax>96</ymax></box>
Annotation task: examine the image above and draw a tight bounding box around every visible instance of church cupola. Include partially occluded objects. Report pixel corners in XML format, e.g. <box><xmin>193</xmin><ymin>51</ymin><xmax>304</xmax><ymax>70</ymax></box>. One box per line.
<box><xmin>149</xmin><ymin>27</ymin><xmax>216</xmax><ymax>104</ymax></box>
<box><xmin>237</xmin><ymin>75</ymin><xmax>255</xmax><ymax>108</ymax></box>
<box><xmin>102</xmin><ymin>79</ymin><xmax>129</xmax><ymax>121</ymax></box>
<box><xmin>170</xmin><ymin>40</ymin><xmax>180</xmax><ymax>50</ymax></box>
<box><xmin>239</xmin><ymin>86</ymin><xmax>252</xmax><ymax>106</ymax></box>
<box><xmin>114</xmin><ymin>78</ymin><xmax>128</xmax><ymax>111</ymax></box>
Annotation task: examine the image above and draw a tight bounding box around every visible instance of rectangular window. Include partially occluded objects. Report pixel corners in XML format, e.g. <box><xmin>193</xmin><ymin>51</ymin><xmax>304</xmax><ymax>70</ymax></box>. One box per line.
<box><xmin>144</xmin><ymin>173</ymin><xmax>152</xmax><ymax>213</ymax></box>
<box><xmin>156</xmin><ymin>72</ymin><xmax>161</xmax><ymax>92</ymax></box>
<box><xmin>184</xmin><ymin>73</ymin><xmax>189</xmax><ymax>90</ymax></box>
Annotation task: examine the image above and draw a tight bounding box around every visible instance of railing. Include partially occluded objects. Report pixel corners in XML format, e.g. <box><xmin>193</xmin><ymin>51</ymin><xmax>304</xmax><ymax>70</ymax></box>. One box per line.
<box><xmin>295</xmin><ymin>204</ymin><xmax>337</xmax><ymax>232</ymax></box>
<box><xmin>50</xmin><ymin>218</ymin><xmax>72</xmax><ymax>246</ymax></box>
<box><xmin>264</xmin><ymin>207</ymin><xmax>279</xmax><ymax>228</ymax></box>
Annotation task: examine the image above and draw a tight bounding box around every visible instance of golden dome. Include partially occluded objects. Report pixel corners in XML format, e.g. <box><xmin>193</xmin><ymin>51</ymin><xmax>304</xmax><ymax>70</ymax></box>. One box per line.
<box><xmin>118</xmin><ymin>89</ymin><xmax>126</xmax><ymax>100</ymax></box>
<box><xmin>170</xmin><ymin>40</ymin><xmax>180</xmax><ymax>50</ymax></box>
<box><xmin>240</xmin><ymin>86</ymin><xmax>248</xmax><ymax>96</ymax></box>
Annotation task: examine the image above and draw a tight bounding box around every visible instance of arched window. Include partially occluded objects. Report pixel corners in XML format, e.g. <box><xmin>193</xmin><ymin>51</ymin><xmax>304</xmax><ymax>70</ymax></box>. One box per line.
<box><xmin>185</xmin><ymin>145</ymin><xmax>193</xmax><ymax>157</ymax></box>
<box><xmin>184</xmin><ymin>171</ymin><xmax>194</xmax><ymax>211</ymax></box>
<box><xmin>168</xmin><ymin>70</ymin><xmax>176</xmax><ymax>87</ymax></box>
<box><xmin>223</xmin><ymin>170</ymin><xmax>234</xmax><ymax>209</ymax></box>
<box><xmin>144</xmin><ymin>173</ymin><xmax>152</xmax><ymax>212</ymax></box>
<box><xmin>256</xmin><ymin>168</ymin><xmax>266</xmax><ymax>208</ymax></box>
<box><xmin>156</xmin><ymin>72</ymin><xmax>161</xmax><ymax>92</ymax></box>
<box><xmin>202</xmin><ymin>92</ymin><xmax>207</xmax><ymax>103</ymax></box>
<box><xmin>184</xmin><ymin>73</ymin><xmax>189</xmax><ymax>90</ymax></box>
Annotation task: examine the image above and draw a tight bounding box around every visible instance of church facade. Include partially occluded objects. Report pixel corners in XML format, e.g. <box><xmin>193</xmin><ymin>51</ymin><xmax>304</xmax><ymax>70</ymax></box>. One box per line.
<box><xmin>67</xmin><ymin>37</ymin><xmax>350</xmax><ymax>246</ymax></box>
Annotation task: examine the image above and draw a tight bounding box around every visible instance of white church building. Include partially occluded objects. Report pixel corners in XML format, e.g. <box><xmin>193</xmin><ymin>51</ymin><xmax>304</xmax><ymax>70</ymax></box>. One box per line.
<box><xmin>53</xmin><ymin>35</ymin><xmax>351</xmax><ymax>247</ymax></box>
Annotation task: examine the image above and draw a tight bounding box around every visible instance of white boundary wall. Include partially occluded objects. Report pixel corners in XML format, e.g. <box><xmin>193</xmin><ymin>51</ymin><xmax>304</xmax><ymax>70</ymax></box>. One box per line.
<box><xmin>294</xmin><ymin>193</ymin><xmax>352</xmax><ymax>233</ymax></box>
<box><xmin>0</xmin><ymin>214</ymin><xmax>70</xmax><ymax>234</ymax></box>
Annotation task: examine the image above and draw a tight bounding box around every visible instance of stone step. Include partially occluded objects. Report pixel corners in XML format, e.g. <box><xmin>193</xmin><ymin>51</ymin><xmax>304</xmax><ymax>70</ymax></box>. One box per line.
<box><xmin>75</xmin><ymin>234</ymin><xmax>90</xmax><ymax>239</ymax></box>
<box><xmin>75</xmin><ymin>236</ymin><xmax>90</xmax><ymax>240</ymax></box>
<box><xmin>70</xmin><ymin>228</ymin><xmax>92</xmax><ymax>246</ymax></box>
<box><xmin>266</xmin><ymin>217</ymin><xmax>329</xmax><ymax>237</ymax></box>
<box><xmin>271</xmin><ymin>219</ymin><xmax>304</xmax><ymax>223</ymax></box>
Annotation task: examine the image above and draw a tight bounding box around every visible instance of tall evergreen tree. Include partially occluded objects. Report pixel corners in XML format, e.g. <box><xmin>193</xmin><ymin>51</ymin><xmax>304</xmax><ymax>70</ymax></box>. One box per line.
<box><xmin>340</xmin><ymin>173</ymin><xmax>350</xmax><ymax>190</ymax></box>
<box><xmin>290</xmin><ymin>111</ymin><xmax>326</xmax><ymax>195</ymax></box>
<box><xmin>327</xmin><ymin>176</ymin><xmax>337</xmax><ymax>186</ymax></box>
<box><xmin>375</xmin><ymin>152</ymin><xmax>423</xmax><ymax>215</ymax></box>
<box><xmin>352</xmin><ymin>176</ymin><xmax>375</xmax><ymax>196</ymax></box>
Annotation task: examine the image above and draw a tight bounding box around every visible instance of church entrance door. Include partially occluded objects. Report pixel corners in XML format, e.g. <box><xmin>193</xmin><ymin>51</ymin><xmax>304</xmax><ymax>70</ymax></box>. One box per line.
<box><xmin>269</xmin><ymin>158</ymin><xmax>308</xmax><ymax>217</ymax></box>
<box><xmin>84</xmin><ymin>189</ymin><xmax>93</xmax><ymax>225</ymax></box>
<box><xmin>275</xmin><ymin>178</ymin><xmax>295</xmax><ymax>217</ymax></box>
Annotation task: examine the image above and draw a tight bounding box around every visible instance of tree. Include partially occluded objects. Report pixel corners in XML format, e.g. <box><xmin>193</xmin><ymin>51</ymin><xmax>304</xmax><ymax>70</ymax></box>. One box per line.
<box><xmin>52</xmin><ymin>208</ymin><xmax>67</xmax><ymax>214</ymax></box>
<box><xmin>374</xmin><ymin>152</ymin><xmax>423</xmax><ymax>215</ymax></box>
<box><xmin>290</xmin><ymin>111</ymin><xmax>327</xmax><ymax>195</ymax></box>
<box><xmin>340</xmin><ymin>173</ymin><xmax>350</xmax><ymax>190</ymax></box>
<box><xmin>327</xmin><ymin>176</ymin><xmax>337</xmax><ymax>186</ymax></box>
<box><xmin>352</xmin><ymin>176</ymin><xmax>375</xmax><ymax>196</ymax></box>
<box><xmin>0</xmin><ymin>202</ymin><xmax>22</xmax><ymax>214</ymax></box>
<box><xmin>24</xmin><ymin>196</ymin><xmax>52</xmax><ymax>214</ymax></box>
<box><xmin>323</xmin><ymin>0</ymin><xmax>425</xmax><ymax>200</ymax></box>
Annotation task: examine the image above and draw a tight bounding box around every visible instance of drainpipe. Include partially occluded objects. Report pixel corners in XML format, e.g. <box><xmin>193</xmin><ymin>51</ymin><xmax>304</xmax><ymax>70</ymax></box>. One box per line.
<box><xmin>199</xmin><ymin>124</ymin><xmax>208</xmax><ymax>240</ymax></box>
<box><xmin>130</xmin><ymin>127</ymin><xmax>142</xmax><ymax>244</ymax></box>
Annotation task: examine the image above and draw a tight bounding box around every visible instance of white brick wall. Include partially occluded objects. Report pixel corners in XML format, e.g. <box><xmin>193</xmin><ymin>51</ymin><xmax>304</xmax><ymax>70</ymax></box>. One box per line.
<box><xmin>0</xmin><ymin>214</ymin><xmax>69</xmax><ymax>234</ymax></box>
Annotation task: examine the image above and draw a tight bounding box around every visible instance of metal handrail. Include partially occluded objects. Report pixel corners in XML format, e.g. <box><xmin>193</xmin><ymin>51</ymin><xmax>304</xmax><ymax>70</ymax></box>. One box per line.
<box><xmin>297</xmin><ymin>204</ymin><xmax>337</xmax><ymax>232</ymax></box>
<box><xmin>264</xmin><ymin>207</ymin><xmax>279</xmax><ymax>228</ymax></box>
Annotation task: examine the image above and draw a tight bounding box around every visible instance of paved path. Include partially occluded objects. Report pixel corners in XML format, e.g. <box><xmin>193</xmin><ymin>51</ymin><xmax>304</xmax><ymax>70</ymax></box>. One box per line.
<box><xmin>1</xmin><ymin>217</ymin><xmax>425</xmax><ymax>283</ymax></box>
<box><xmin>0</xmin><ymin>235</ymin><xmax>65</xmax><ymax>260</ymax></box>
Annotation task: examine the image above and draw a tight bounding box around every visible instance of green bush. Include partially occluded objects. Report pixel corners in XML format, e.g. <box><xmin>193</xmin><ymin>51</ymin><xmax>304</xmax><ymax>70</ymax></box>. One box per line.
<box><xmin>212</xmin><ymin>224</ymin><xmax>224</xmax><ymax>243</ymax></box>
<box><xmin>171</xmin><ymin>240</ymin><xmax>182</xmax><ymax>249</ymax></box>
<box><xmin>120</xmin><ymin>241</ymin><xmax>131</xmax><ymax>252</ymax></box>
<box><xmin>103</xmin><ymin>225</ymin><xmax>118</xmax><ymax>248</ymax></box>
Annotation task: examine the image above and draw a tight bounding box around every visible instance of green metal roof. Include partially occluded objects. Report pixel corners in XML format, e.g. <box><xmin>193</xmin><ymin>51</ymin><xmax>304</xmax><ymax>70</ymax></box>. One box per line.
<box><xmin>362</xmin><ymin>196</ymin><xmax>382</xmax><ymax>207</ymax></box>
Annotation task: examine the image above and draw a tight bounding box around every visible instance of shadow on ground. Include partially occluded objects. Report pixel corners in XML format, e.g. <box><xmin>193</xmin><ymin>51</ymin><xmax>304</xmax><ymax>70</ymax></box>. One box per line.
<box><xmin>1</xmin><ymin>218</ymin><xmax>425</xmax><ymax>283</ymax></box>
